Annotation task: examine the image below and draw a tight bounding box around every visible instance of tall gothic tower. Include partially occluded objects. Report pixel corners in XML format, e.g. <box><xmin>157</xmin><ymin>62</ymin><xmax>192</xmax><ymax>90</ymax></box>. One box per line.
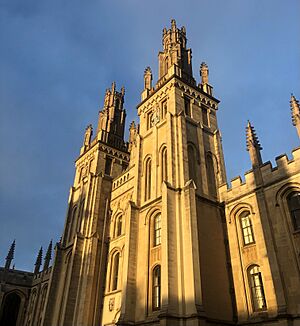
<box><xmin>43</xmin><ymin>83</ymin><xmax>129</xmax><ymax>326</ymax></box>
<box><xmin>42</xmin><ymin>20</ymin><xmax>233</xmax><ymax>326</ymax></box>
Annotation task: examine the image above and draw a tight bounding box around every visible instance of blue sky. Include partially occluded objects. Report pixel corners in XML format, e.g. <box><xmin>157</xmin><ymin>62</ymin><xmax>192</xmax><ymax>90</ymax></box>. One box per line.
<box><xmin>0</xmin><ymin>0</ymin><xmax>299</xmax><ymax>271</ymax></box>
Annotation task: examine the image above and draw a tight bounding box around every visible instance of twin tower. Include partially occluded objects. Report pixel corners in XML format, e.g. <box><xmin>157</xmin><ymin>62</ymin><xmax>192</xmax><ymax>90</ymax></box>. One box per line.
<box><xmin>6</xmin><ymin>20</ymin><xmax>300</xmax><ymax>326</ymax></box>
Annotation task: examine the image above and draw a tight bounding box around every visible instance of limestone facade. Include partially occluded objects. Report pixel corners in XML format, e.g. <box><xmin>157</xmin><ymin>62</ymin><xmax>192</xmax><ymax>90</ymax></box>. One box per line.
<box><xmin>0</xmin><ymin>20</ymin><xmax>299</xmax><ymax>326</ymax></box>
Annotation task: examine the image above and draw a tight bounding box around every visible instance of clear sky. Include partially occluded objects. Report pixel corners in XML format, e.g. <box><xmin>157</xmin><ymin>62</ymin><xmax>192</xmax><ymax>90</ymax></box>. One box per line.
<box><xmin>0</xmin><ymin>0</ymin><xmax>299</xmax><ymax>271</ymax></box>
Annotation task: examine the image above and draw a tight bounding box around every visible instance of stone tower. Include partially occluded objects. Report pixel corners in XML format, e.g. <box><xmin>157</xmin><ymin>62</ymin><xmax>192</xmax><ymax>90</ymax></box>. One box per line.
<box><xmin>100</xmin><ymin>20</ymin><xmax>233</xmax><ymax>325</ymax></box>
<box><xmin>42</xmin><ymin>83</ymin><xmax>129</xmax><ymax>326</ymax></box>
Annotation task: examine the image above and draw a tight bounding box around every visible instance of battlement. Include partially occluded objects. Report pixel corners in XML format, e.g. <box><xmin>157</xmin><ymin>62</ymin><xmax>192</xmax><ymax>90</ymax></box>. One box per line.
<box><xmin>219</xmin><ymin>147</ymin><xmax>300</xmax><ymax>201</ymax></box>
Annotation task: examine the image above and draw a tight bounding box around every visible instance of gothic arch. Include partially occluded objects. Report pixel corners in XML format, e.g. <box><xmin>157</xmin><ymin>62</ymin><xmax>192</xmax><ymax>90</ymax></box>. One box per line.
<box><xmin>144</xmin><ymin>207</ymin><xmax>161</xmax><ymax>226</ymax></box>
<box><xmin>229</xmin><ymin>202</ymin><xmax>255</xmax><ymax>224</ymax></box>
<box><xmin>275</xmin><ymin>182</ymin><xmax>300</xmax><ymax>205</ymax></box>
<box><xmin>0</xmin><ymin>290</ymin><xmax>25</xmax><ymax>326</ymax></box>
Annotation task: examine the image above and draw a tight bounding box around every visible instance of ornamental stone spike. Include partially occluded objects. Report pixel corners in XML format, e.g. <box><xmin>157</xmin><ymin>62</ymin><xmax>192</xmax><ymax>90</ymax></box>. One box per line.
<box><xmin>290</xmin><ymin>94</ymin><xmax>300</xmax><ymax>138</ymax></box>
<box><xmin>144</xmin><ymin>67</ymin><xmax>152</xmax><ymax>91</ymax></box>
<box><xmin>246</xmin><ymin>120</ymin><xmax>263</xmax><ymax>168</ymax></box>
<box><xmin>34</xmin><ymin>246</ymin><xmax>43</xmax><ymax>274</ymax></box>
<box><xmin>43</xmin><ymin>240</ymin><xmax>53</xmax><ymax>270</ymax></box>
<box><xmin>5</xmin><ymin>239</ymin><xmax>15</xmax><ymax>269</ymax></box>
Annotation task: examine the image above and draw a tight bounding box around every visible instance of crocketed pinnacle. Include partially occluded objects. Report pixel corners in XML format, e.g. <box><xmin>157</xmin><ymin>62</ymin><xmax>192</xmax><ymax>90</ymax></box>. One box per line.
<box><xmin>43</xmin><ymin>240</ymin><xmax>52</xmax><ymax>270</ymax></box>
<box><xmin>34</xmin><ymin>246</ymin><xmax>43</xmax><ymax>274</ymax></box>
<box><xmin>290</xmin><ymin>94</ymin><xmax>300</xmax><ymax>126</ymax></box>
<box><xmin>5</xmin><ymin>240</ymin><xmax>15</xmax><ymax>269</ymax></box>
<box><xmin>246</xmin><ymin>121</ymin><xmax>262</xmax><ymax>151</ymax></box>
<box><xmin>246</xmin><ymin>121</ymin><xmax>263</xmax><ymax>168</ymax></box>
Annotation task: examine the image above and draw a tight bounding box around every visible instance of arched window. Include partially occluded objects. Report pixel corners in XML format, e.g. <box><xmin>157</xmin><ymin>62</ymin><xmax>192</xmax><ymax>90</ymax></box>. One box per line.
<box><xmin>154</xmin><ymin>214</ymin><xmax>161</xmax><ymax>246</ymax></box>
<box><xmin>248</xmin><ymin>265</ymin><xmax>267</xmax><ymax>311</ymax></box>
<box><xmin>287</xmin><ymin>192</ymin><xmax>300</xmax><ymax>230</ymax></box>
<box><xmin>206</xmin><ymin>154</ymin><xmax>217</xmax><ymax>197</ymax></box>
<box><xmin>152</xmin><ymin>265</ymin><xmax>161</xmax><ymax>310</ymax></box>
<box><xmin>161</xmin><ymin>147</ymin><xmax>168</xmax><ymax>183</ymax></box>
<box><xmin>115</xmin><ymin>215</ymin><xmax>122</xmax><ymax>237</ymax></box>
<box><xmin>145</xmin><ymin>158</ymin><xmax>152</xmax><ymax>201</ymax></box>
<box><xmin>240</xmin><ymin>211</ymin><xmax>255</xmax><ymax>245</ymax></box>
<box><xmin>111</xmin><ymin>252</ymin><xmax>120</xmax><ymax>291</ymax></box>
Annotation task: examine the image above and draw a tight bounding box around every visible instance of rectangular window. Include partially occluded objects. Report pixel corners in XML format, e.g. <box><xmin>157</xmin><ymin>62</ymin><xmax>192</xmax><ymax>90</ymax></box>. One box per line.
<box><xmin>105</xmin><ymin>157</ymin><xmax>113</xmax><ymax>175</ymax></box>
<box><xmin>147</xmin><ymin>112</ymin><xmax>154</xmax><ymax>130</ymax></box>
<box><xmin>184</xmin><ymin>96</ymin><xmax>191</xmax><ymax>116</ymax></box>
<box><xmin>202</xmin><ymin>106</ymin><xmax>209</xmax><ymax>126</ymax></box>
<box><xmin>161</xmin><ymin>100</ymin><xmax>167</xmax><ymax>120</ymax></box>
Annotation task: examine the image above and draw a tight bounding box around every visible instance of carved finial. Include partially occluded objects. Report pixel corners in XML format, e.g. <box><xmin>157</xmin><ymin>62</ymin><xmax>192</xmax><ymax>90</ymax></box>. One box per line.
<box><xmin>129</xmin><ymin>121</ymin><xmax>137</xmax><ymax>152</ymax></box>
<box><xmin>121</xmin><ymin>86</ymin><xmax>125</xmax><ymax>96</ymax></box>
<box><xmin>43</xmin><ymin>240</ymin><xmax>52</xmax><ymax>270</ymax></box>
<box><xmin>163</xmin><ymin>27</ymin><xmax>167</xmax><ymax>36</ymax></box>
<box><xmin>200</xmin><ymin>62</ymin><xmax>209</xmax><ymax>84</ymax></box>
<box><xmin>83</xmin><ymin>124</ymin><xmax>93</xmax><ymax>147</ymax></box>
<box><xmin>144</xmin><ymin>67</ymin><xmax>153</xmax><ymax>90</ymax></box>
<box><xmin>290</xmin><ymin>94</ymin><xmax>300</xmax><ymax>138</ymax></box>
<box><xmin>111</xmin><ymin>81</ymin><xmax>116</xmax><ymax>93</ymax></box>
<box><xmin>5</xmin><ymin>240</ymin><xmax>15</xmax><ymax>269</ymax></box>
<box><xmin>34</xmin><ymin>247</ymin><xmax>43</xmax><ymax>274</ymax></box>
<box><xmin>171</xmin><ymin>19</ymin><xmax>177</xmax><ymax>30</ymax></box>
<box><xmin>246</xmin><ymin>121</ymin><xmax>263</xmax><ymax>167</ymax></box>
<box><xmin>181</xmin><ymin>26</ymin><xmax>186</xmax><ymax>35</ymax></box>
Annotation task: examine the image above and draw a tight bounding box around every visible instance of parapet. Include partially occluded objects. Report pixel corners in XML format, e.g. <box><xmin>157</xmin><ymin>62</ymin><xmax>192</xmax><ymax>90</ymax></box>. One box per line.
<box><xmin>219</xmin><ymin>146</ymin><xmax>300</xmax><ymax>201</ymax></box>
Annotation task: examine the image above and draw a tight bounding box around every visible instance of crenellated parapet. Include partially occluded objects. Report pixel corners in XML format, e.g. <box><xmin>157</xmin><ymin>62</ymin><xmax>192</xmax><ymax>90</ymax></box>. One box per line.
<box><xmin>219</xmin><ymin>146</ymin><xmax>300</xmax><ymax>202</ymax></box>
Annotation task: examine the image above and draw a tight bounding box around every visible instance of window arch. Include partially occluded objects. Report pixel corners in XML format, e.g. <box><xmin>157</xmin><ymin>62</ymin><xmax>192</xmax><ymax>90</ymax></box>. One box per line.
<box><xmin>0</xmin><ymin>292</ymin><xmax>21</xmax><ymax>326</ymax></box>
<box><xmin>145</xmin><ymin>157</ymin><xmax>152</xmax><ymax>201</ymax></box>
<box><xmin>248</xmin><ymin>265</ymin><xmax>267</xmax><ymax>311</ymax></box>
<box><xmin>153</xmin><ymin>213</ymin><xmax>161</xmax><ymax>246</ymax></box>
<box><xmin>110</xmin><ymin>252</ymin><xmax>120</xmax><ymax>291</ymax></box>
<box><xmin>114</xmin><ymin>214</ymin><xmax>123</xmax><ymax>237</ymax></box>
<box><xmin>161</xmin><ymin>147</ymin><xmax>168</xmax><ymax>183</ymax></box>
<box><xmin>287</xmin><ymin>192</ymin><xmax>300</xmax><ymax>231</ymax></box>
<box><xmin>240</xmin><ymin>211</ymin><xmax>255</xmax><ymax>245</ymax></box>
<box><xmin>152</xmin><ymin>265</ymin><xmax>161</xmax><ymax>310</ymax></box>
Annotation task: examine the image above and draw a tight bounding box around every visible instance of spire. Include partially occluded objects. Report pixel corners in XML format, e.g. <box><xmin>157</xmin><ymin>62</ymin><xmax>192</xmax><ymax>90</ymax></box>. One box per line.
<box><xmin>5</xmin><ymin>240</ymin><xmax>15</xmax><ymax>269</ymax></box>
<box><xmin>290</xmin><ymin>94</ymin><xmax>300</xmax><ymax>138</ymax></box>
<box><xmin>246</xmin><ymin>121</ymin><xmax>263</xmax><ymax>168</ymax></box>
<box><xmin>43</xmin><ymin>240</ymin><xmax>52</xmax><ymax>270</ymax></box>
<box><xmin>34</xmin><ymin>246</ymin><xmax>43</xmax><ymax>274</ymax></box>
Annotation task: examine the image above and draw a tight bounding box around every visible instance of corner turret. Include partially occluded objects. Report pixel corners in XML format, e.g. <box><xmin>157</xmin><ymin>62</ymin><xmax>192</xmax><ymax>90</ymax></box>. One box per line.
<box><xmin>96</xmin><ymin>82</ymin><xmax>127</xmax><ymax>150</ymax></box>
<box><xmin>200</xmin><ymin>62</ymin><xmax>213</xmax><ymax>96</ymax></box>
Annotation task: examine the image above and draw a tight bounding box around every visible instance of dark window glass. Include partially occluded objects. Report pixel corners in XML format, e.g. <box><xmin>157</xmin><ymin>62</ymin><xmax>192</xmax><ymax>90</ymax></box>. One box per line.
<box><xmin>184</xmin><ymin>97</ymin><xmax>191</xmax><ymax>116</ymax></box>
<box><xmin>105</xmin><ymin>158</ymin><xmax>113</xmax><ymax>176</ymax></box>
<box><xmin>202</xmin><ymin>106</ymin><xmax>209</xmax><ymax>126</ymax></box>
<box><xmin>152</xmin><ymin>266</ymin><xmax>161</xmax><ymax>310</ymax></box>
<box><xmin>287</xmin><ymin>192</ymin><xmax>300</xmax><ymax>230</ymax></box>
<box><xmin>111</xmin><ymin>253</ymin><xmax>120</xmax><ymax>291</ymax></box>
